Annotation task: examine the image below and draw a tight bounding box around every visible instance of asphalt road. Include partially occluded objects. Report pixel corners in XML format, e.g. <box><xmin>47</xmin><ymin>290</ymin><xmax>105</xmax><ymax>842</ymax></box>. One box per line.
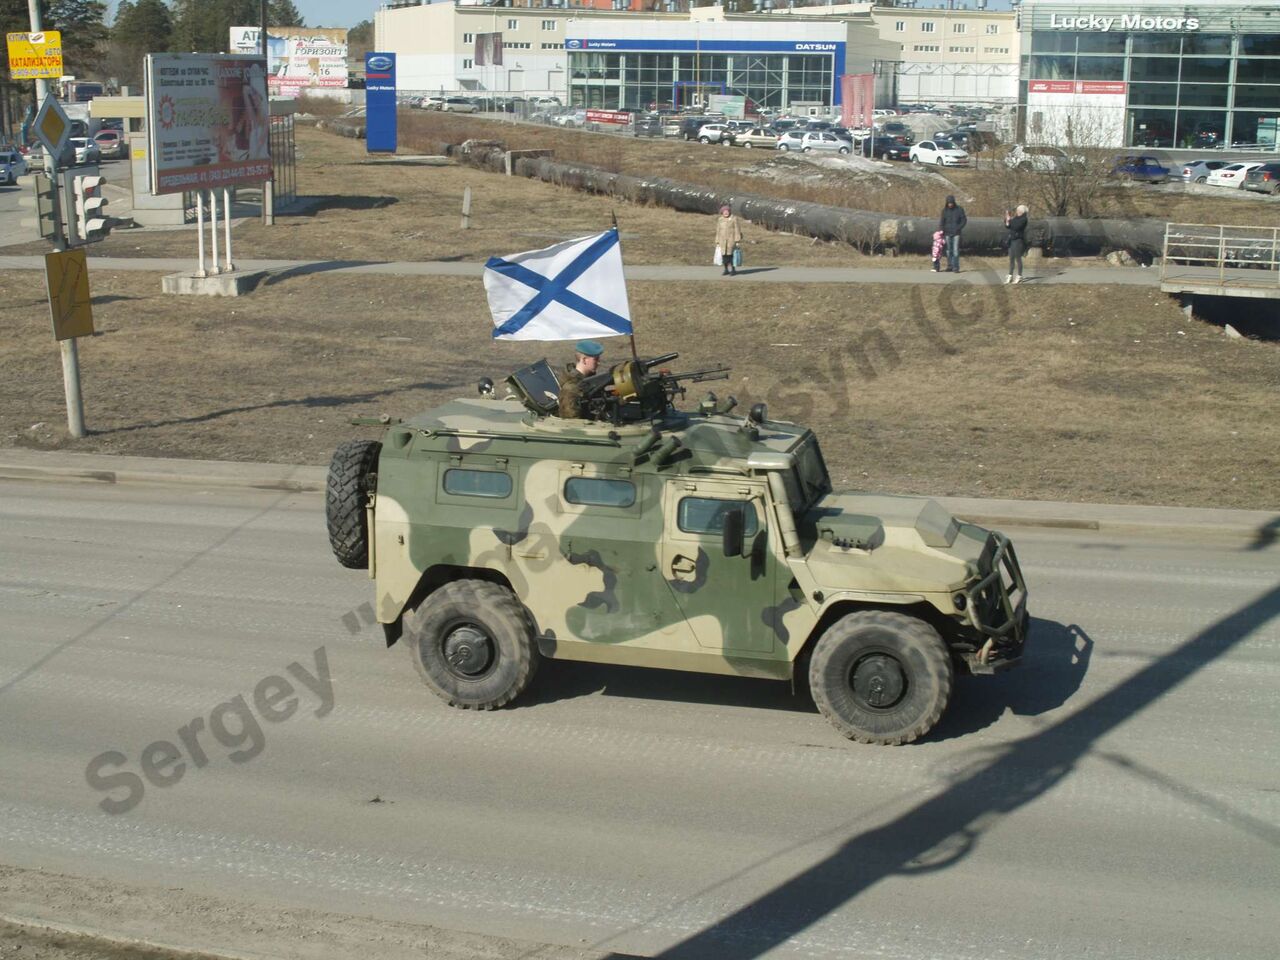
<box><xmin>0</xmin><ymin>479</ymin><xmax>1277</xmax><ymax>959</ymax></box>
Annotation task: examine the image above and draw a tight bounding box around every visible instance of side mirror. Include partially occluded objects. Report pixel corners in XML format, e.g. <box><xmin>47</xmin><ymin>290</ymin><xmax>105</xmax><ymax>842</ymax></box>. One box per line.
<box><xmin>722</xmin><ymin>506</ymin><xmax>745</xmax><ymax>558</ymax></box>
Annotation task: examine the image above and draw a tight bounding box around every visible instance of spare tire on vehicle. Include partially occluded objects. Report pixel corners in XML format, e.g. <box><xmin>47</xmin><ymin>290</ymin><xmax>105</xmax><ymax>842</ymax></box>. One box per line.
<box><xmin>326</xmin><ymin>439</ymin><xmax>381</xmax><ymax>569</ymax></box>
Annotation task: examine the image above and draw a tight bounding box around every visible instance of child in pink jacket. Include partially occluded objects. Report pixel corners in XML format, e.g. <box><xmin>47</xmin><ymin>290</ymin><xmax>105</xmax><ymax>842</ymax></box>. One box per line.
<box><xmin>931</xmin><ymin>230</ymin><xmax>945</xmax><ymax>272</ymax></box>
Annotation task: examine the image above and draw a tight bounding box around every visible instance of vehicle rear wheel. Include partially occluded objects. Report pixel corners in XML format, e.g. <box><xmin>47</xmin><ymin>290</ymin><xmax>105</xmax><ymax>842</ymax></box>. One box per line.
<box><xmin>1196</xmin><ymin>176</ymin><xmax>1207</xmax><ymax>183</ymax></box>
<box><xmin>911</xmin><ymin>155</ymin><xmax>920</xmax><ymax>163</ymax></box>
<box><xmin>778</xmin><ymin>144</ymin><xmax>789</xmax><ymax>152</ymax></box>
<box><xmin>325</xmin><ymin>439</ymin><xmax>381</xmax><ymax>569</ymax></box>
<box><xmin>808</xmin><ymin>610</ymin><xmax>953</xmax><ymax>745</ymax></box>
<box><xmin>802</xmin><ymin>146</ymin><xmax>812</xmax><ymax>153</ymax></box>
<box><xmin>406</xmin><ymin>580</ymin><xmax>539</xmax><ymax>710</ymax></box>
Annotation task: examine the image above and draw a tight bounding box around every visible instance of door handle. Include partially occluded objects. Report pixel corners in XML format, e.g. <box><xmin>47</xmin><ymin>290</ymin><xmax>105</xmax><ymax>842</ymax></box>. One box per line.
<box><xmin>670</xmin><ymin>555</ymin><xmax>697</xmax><ymax>578</ymax></box>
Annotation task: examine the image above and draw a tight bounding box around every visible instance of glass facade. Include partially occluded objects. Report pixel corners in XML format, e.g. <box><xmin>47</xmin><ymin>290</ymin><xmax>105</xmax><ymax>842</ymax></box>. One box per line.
<box><xmin>1025</xmin><ymin>29</ymin><xmax>1280</xmax><ymax>148</ymax></box>
<box><xmin>568</xmin><ymin>50</ymin><xmax>834</xmax><ymax>111</ymax></box>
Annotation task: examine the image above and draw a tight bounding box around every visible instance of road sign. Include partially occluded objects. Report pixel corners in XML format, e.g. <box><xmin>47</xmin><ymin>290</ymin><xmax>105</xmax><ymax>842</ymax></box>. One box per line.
<box><xmin>44</xmin><ymin>248</ymin><xmax>95</xmax><ymax>341</ymax></box>
<box><xmin>32</xmin><ymin>94</ymin><xmax>71</xmax><ymax>164</ymax></box>
<box><xmin>6</xmin><ymin>30</ymin><xmax>63</xmax><ymax>80</ymax></box>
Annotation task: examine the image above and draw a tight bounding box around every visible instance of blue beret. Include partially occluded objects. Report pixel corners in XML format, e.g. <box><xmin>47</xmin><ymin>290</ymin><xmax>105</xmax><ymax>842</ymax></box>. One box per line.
<box><xmin>575</xmin><ymin>340</ymin><xmax>604</xmax><ymax>357</ymax></box>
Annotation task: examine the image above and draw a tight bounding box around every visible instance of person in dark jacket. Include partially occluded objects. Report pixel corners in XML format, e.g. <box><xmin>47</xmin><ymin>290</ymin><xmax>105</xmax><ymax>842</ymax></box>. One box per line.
<box><xmin>1004</xmin><ymin>204</ymin><xmax>1029</xmax><ymax>284</ymax></box>
<box><xmin>939</xmin><ymin>195</ymin><xmax>967</xmax><ymax>273</ymax></box>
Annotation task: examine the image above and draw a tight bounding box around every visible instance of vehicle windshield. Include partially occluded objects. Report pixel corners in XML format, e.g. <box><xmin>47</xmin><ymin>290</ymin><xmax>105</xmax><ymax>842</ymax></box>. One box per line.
<box><xmin>936</xmin><ymin>140</ymin><xmax>956</xmax><ymax>149</ymax></box>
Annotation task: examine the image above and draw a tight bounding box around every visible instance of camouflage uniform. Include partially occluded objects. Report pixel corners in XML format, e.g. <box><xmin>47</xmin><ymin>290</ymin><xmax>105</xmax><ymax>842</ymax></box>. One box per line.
<box><xmin>558</xmin><ymin>364</ymin><xmax>587</xmax><ymax>419</ymax></box>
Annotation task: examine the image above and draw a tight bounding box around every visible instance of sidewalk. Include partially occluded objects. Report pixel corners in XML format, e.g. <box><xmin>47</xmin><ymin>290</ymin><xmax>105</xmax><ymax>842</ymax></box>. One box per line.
<box><xmin>1</xmin><ymin>448</ymin><xmax>1273</xmax><ymax>543</ymax></box>
<box><xmin>0</xmin><ymin>254</ymin><xmax>1162</xmax><ymax>287</ymax></box>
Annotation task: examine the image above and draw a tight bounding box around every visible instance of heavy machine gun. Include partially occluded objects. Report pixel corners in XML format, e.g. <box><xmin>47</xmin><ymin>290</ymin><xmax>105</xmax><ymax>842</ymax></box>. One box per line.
<box><xmin>502</xmin><ymin>353</ymin><xmax>729</xmax><ymax>422</ymax></box>
<box><xmin>577</xmin><ymin>353</ymin><xmax>729</xmax><ymax>423</ymax></box>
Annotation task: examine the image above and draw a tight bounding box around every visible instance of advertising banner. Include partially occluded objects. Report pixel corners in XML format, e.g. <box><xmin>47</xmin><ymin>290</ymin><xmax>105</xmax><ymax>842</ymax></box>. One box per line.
<box><xmin>585</xmin><ymin>109</ymin><xmax>631</xmax><ymax>126</ymax></box>
<box><xmin>365</xmin><ymin>52</ymin><xmax>397</xmax><ymax>154</ymax></box>
<box><xmin>1030</xmin><ymin>80</ymin><xmax>1127</xmax><ymax>96</ymax></box>
<box><xmin>6</xmin><ymin>30</ymin><xmax>63</xmax><ymax>80</ymax></box>
<box><xmin>839</xmin><ymin>74</ymin><xmax>875</xmax><ymax>130</ymax></box>
<box><xmin>706</xmin><ymin>94</ymin><xmax>746</xmax><ymax>119</ymax></box>
<box><xmin>229</xmin><ymin>27</ymin><xmax>349</xmax><ymax>94</ymax></box>
<box><xmin>474</xmin><ymin>33</ymin><xmax>504</xmax><ymax>67</ymax></box>
<box><xmin>145</xmin><ymin>53</ymin><xmax>272</xmax><ymax>195</ymax></box>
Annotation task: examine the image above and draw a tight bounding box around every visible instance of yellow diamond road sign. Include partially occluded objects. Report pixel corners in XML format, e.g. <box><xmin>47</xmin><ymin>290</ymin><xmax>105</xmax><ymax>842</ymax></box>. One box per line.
<box><xmin>33</xmin><ymin>93</ymin><xmax>71</xmax><ymax>161</ymax></box>
<box><xmin>45</xmin><ymin>249</ymin><xmax>95</xmax><ymax>342</ymax></box>
<box><xmin>6</xmin><ymin>30</ymin><xmax>63</xmax><ymax>80</ymax></box>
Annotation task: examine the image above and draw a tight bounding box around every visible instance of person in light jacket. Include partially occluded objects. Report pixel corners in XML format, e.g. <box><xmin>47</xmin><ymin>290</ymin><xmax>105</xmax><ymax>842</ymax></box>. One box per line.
<box><xmin>715</xmin><ymin>204</ymin><xmax>743</xmax><ymax>276</ymax></box>
<box><xmin>939</xmin><ymin>195</ymin><xmax>967</xmax><ymax>273</ymax></box>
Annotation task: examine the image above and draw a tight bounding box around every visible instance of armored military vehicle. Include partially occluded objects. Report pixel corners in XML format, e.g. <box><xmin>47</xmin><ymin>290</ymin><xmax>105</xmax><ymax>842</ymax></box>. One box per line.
<box><xmin>326</xmin><ymin>354</ymin><xmax>1027</xmax><ymax>744</ymax></box>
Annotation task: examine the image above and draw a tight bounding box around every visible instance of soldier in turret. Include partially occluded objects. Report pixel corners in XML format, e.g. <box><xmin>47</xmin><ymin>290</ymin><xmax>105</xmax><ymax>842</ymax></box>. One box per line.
<box><xmin>557</xmin><ymin>340</ymin><xmax>604</xmax><ymax>419</ymax></box>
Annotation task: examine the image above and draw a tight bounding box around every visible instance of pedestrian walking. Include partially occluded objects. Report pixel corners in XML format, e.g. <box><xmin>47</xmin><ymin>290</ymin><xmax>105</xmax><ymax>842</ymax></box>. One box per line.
<box><xmin>930</xmin><ymin>229</ymin><xmax>945</xmax><ymax>273</ymax></box>
<box><xmin>714</xmin><ymin>204</ymin><xmax>743</xmax><ymax>277</ymax></box>
<box><xmin>939</xmin><ymin>195</ymin><xmax>967</xmax><ymax>273</ymax></box>
<box><xmin>1005</xmin><ymin>204</ymin><xmax>1029</xmax><ymax>284</ymax></box>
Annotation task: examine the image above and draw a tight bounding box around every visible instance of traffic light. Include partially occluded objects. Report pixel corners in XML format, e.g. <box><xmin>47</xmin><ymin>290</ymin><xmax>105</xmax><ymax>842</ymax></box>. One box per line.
<box><xmin>17</xmin><ymin>171</ymin><xmax>60</xmax><ymax>242</ymax></box>
<box><xmin>70</xmin><ymin>171</ymin><xmax>110</xmax><ymax>249</ymax></box>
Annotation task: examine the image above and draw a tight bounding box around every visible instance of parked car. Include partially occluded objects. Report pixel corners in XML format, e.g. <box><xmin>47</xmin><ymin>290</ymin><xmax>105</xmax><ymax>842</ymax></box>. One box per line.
<box><xmin>553</xmin><ymin>109</ymin><xmax>588</xmax><ymax>128</ymax></box>
<box><xmin>797</xmin><ymin>131</ymin><xmax>851</xmax><ymax>155</ymax></box>
<box><xmin>769</xmin><ymin>118</ymin><xmax>803</xmax><ymax>134</ymax></box>
<box><xmin>68</xmin><ymin>137</ymin><xmax>100</xmax><ymax>165</ymax></box>
<box><xmin>440</xmin><ymin>97</ymin><xmax>477</xmax><ymax>113</ymax></box>
<box><xmin>1110</xmin><ymin>155</ymin><xmax>1171</xmax><ymax>183</ymax></box>
<box><xmin>1242</xmin><ymin>162</ymin><xmax>1280</xmax><ymax>195</ymax></box>
<box><xmin>679</xmin><ymin>116</ymin><xmax>721</xmax><ymax>140</ymax></box>
<box><xmin>910</xmin><ymin>139</ymin><xmax>971</xmax><ymax>167</ymax></box>
<box><xmin>93</xmin><ymin>129</ymin><xmax>127</xmax><ymax>160</ymax></box>
<box><xmin>1179</xmin><ymin>159</ymin><xmax>1231</xmax><ymax>183</ymax></box>
<box><xmin>775</xmin><ymin>130</ymin><xmax>807</xmax><ymax>152</ymax></box>
<box><xmin>1205</xmin><ymin>161</ymin><xmax>1265</xmax><ymax>188</ymax></box>
<box><xmin>23</xmin><ymin>143</ymin><xmax>45</xmax><ymax>170</ymax></box>
<box><xmin>633</xmin><ymin>114</ymin><xmax>663</xmax><ymax>137</ymax></box>
<box><xmin>421</xmin><ymin>96</ymin><xmax>446</xmax><ymax>110</ymax></box>
<box><xmin>734</xmin><ymin>127</ymin><xmax>778</xmax><ymax>149</ymax></box>
<box><xmin>878</xmin><ymin>121</ymin><xmax>914</xmax><ymax>144</ymax></box>
<box><xmin>866</xmin><ymin>137</ymin><xmax>912</xmax><ymax>161</ymax></box>
<box><xmin>1004</xmin><ymin>144</ymin><xmax>1080</xmax><ymax>173</ymax></box>
<box><xmin>725</xmin><ymin>119</ymin><xmax>755</xmax><ymax>134</ymax></box>
<box><xmin>531</xmin><ymin>96</ymin><xmax>561</xmax><ymax>109</ymax></box>
<box><xmin>696</xmin><ymin>123</ymin><xmax>737</xmax><ymax>145</ymax></box>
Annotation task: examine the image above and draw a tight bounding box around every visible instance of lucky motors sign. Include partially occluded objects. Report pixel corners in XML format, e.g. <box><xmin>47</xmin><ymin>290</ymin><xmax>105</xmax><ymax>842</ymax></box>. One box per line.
<box><xmin>1049</xmin><ymin>13</ymin><xmax>1201</xmax><ymax>31</ymax></box>
<box><xmin>145</xmin><ymin>53</ymin><xmax>272</xmax><ymax>195</ymax></box>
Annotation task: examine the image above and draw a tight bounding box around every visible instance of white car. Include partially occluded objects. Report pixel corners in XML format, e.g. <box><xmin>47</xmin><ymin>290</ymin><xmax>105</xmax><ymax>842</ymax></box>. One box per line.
<box><xmin>1205</xmin><ymin>162</ymin><xmax>1265</xmax><ymax>189</ymax></box>
<box><xmin>1005</xmin><ymin>144</ymin><xmax>1081</xmax><ymax>173</ymax></box>
<box><xmin>440</xmin><ymin>97</ymin><xmax>477</xmax><ymax>113</ymax></box>
<box><xmin>68</xmin><ymin>137</ymin><xmax>101</xmax><ymax>165</ymax></box>
<box><xmin>0</xmin><ymin>148</ymin><xmax>29</xmax><ymax>179</ymax></box>
<box><xmin>421</xmin><ymin>96</ymin><xmax>446</xmax><ymax>110</ymax></box>
<box><xmin>552</xmin><ymin>109</ymin><xmax>587</xmax><ymax>128</ymax></box>
<box><xmin>696</xmin><ymin>123</ymin><xmax>737</xmax><ymax>145</ymax></box>
<box><xmin>910</xmin><ymin>139</ymin><xmax>971</xmax><ymax>167</ymax></box>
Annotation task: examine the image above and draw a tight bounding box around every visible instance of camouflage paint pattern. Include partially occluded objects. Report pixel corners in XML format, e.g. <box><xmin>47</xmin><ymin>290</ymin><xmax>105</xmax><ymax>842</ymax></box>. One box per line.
<box><xmin>369</xmin><ymin>396</ymin><xmax>998</xmax><ymax>681</ymax></box>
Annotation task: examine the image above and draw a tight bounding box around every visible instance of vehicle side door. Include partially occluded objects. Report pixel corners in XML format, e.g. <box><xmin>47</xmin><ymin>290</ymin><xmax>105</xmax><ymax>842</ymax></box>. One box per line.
<box><xmin>659</xmin><ymin>478</ymin><xmax>781</xmax><ymax>654</ymax></box>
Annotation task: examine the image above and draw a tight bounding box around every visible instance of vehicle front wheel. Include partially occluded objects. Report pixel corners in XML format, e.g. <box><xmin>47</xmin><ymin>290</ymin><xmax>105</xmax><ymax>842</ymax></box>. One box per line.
<box><xmin>743</xmin><ymin>141</ymin><xmax>753</xmax><ymax>148</ymax></box>
<box><xmin>838</xmin><ymin>146</ymin><xmax>850</xmax><ymax>155</ymax></box>
<box><xmin>808</xmin><ymin>610</ymin><xmax>953</xmax><ymax>745</ymax></box>
<box><xmin>406</xmin><ymin>579</ymin><xmax>539</xmax><ymax>710</ymax></box>
<box><xmin>1196</xmin><ymin>175</ymin><xmax>1207</xmax><ymax>183</ymax></box>
<box><xmin>802</xmin><ymin>146</ymin><xmax>812</xmax><ymax>153</ymax></box>
<box><xmin>699</xmin><ymin>136</ymin><xmax>710</xmax><ymax>143</ymax></box>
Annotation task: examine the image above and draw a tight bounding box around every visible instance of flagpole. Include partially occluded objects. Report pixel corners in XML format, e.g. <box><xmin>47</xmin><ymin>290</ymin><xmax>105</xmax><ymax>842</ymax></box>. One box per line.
<box><xmin>611</xmin><ymin>209</ymin><xmax>639</xmax><ymax>361</ymax></box>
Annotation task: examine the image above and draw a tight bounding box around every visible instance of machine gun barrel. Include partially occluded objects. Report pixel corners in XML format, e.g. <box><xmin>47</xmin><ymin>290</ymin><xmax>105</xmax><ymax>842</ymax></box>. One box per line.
<box><xmin>662</xmin><ymin>366</ymin><xmax>731</xmax><ymax>384</ymax></box>
<box><xmin>642</xmin><ymin>352</ymin><xmax>680</xmax><ymax>370</ymax></box>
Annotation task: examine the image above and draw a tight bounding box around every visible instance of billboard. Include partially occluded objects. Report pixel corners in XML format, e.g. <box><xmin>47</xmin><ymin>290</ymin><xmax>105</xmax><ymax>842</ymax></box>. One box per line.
<box><xmin>474</xmin><ymin>33</ymin><xmax>504</xmax><ymax>67</ymax></box>
<box><xmin>145</xmin><ymin>53</ymin><xmax>272</xmax><ymax>195</ymax></box>
<box><xmin>840</xmin><ymin>74</ymin><xmax>875</xmax><ymax>130</ymax></box>
<box><xmin>6</xmin><ymin>30</ymin><xmax>63</xmax><ymax>80</ymax></box>
<box><xmin>707</xmin><ymin>94</ymin><xmax>745</xmax><ymax>119</ymax></box>
<box><xmin>229</xmin><ymin>27</ymin><xmax>349</xmax><ymax>94</ymax></box>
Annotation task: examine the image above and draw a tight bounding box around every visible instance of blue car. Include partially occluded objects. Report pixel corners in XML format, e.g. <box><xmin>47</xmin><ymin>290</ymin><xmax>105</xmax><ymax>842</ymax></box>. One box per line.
<box><xmin>1111</xmin><ymin>155</ymin><xmax>1171</xmax><ymax>183</ymax></box>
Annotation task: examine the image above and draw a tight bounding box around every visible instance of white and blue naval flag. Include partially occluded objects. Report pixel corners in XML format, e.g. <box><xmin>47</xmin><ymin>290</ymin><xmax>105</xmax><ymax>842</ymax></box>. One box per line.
<box><xmin>483</xmin><ymin>228</ymin><xmax>633</xmax><ymax>341</ymax></box>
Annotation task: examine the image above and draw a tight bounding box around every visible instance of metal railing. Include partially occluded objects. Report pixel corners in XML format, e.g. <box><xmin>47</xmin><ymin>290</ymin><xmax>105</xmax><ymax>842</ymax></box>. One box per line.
<box><xmin>1161</xmin><ymin>222</ymin><xmax>1280</xmax><ymax>288</ymax></box>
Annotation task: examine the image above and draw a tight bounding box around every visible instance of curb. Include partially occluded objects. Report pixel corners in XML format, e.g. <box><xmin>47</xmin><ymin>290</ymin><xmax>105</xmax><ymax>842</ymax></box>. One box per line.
<box><xmin>0</xmin><ymin>450</ymin><xmax>1275</xmax><ymax>542</ymax></box>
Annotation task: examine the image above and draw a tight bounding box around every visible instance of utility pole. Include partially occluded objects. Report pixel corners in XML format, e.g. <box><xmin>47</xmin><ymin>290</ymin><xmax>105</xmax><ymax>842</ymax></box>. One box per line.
<box><xmin>259</xmin><ymin>0</ymin><xmax>274</xmax><ymax>225</ymax></box>
<box><xmin>29</xmin><ymin>0</ymin><xmax>85</xmax><ymax>438</ymax></box>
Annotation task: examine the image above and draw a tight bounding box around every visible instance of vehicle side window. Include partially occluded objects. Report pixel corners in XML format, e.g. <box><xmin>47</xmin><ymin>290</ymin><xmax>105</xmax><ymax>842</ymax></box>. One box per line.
<box><xmin>678</xmin><ymin>497</ymin><xmax>759</xmax><ymax>537</ymax></box>
<box><xmin>443</xmin><ymin>468</ymin><xmax>512</xmax><ymax>499</ymax></box>
<box><xmin>564</xmin><ymin>477</ymin><xmax>636</xmax><ymax>508</ymax></box>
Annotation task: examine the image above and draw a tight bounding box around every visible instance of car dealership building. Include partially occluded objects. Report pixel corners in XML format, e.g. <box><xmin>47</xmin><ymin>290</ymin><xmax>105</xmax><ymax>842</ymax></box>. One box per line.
<box><xmin>1019</xmin><ymin>0</ymin><xmax>1280</xmax><ymax>149</ymax></box>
